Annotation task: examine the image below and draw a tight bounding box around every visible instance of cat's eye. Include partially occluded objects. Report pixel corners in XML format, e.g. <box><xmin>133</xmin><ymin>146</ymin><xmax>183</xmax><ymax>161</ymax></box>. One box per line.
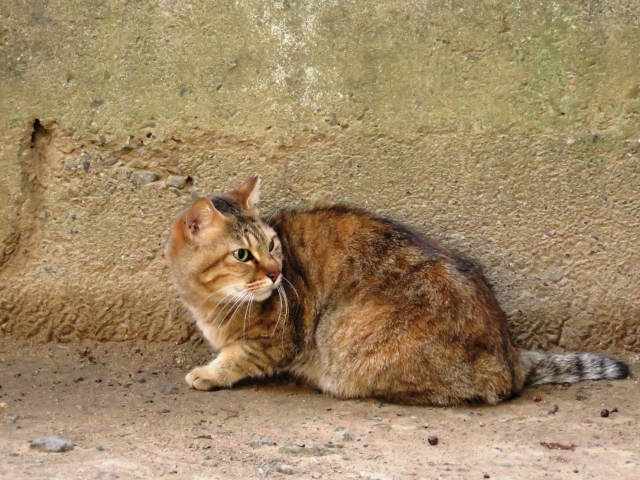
<box><xmin>269</xmin><ymin>239</ymin><xmax>275</xmax><ymax>252</ymax></box>
<box><xmin>232</xmin><ymin>249</ymin><xmax>254</xmax><ymax>262</ymax></box>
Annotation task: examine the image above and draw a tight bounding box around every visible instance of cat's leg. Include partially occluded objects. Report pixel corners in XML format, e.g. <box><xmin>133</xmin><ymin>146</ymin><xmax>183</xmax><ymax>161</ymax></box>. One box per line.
<box><xmin>186</xmin><ymin>342</ymin><xmax>276</xmax><ymax>391</ymax></box>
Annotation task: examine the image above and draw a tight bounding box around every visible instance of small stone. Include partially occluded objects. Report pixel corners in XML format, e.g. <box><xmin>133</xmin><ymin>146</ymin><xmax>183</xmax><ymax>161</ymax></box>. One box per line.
<box><xmin>553</xmin><ymin>405</ymin><xmax>559</xmax><ymax>412</ymax></box>
<box><xmin>276</xmin><ymin>465</ymin><xmax>295</xmax><ymax>475</ymax></box>
<box><xmin>96</xmin><ymin>445</ymin><xmax>105</xmax><ymax>451</ymax></box>
<box><xmin>484</xmin><ymin>474</ymin><xmax>491</xmax><ymax>479</ymax></box>
<box><xmin>587</xmin><ymin>440</ymin><xmax>603</xmax><ymax>447</ymax></box>
<box><xmin>5</xmin><ymin>413</ymin><xmax>19</xmax><ymax>423</ymax></box>
<box><xmin>0</xmin><ymin>402</ymin><xmax>7</xmax><ymax>409</ymax></box>
<box><xmin>82</xmin><ymin>160</ymin><xmax>90</xmax><ymax>171</ymax></box>
<box><xmin>30</xmin><ymin>435</ymin><xmax>74</xmax><ymax>452</ymax></box>
<box><xmin>428</xmin><ymin>435</ymin><xmax>438</xmax><ymax>445</ymax></box>
<box><xmin>534</xmin><ymin>396</ymin><xmax>542</xmax><ymax>402</ymax></box>
<box><xmin>166</xmin><ymin>175</ymin><xmax>186</xmax><ymax>189</ymax></box>
<box><xmin>101</xmin><ymin>158</ymin><xmax>118</xmax><ymax>167</ymax></box>
<box><xmin>279</xmin><ymin>440</ymin><xmax>330</xmax><ymax>456</ymax></box>
<box><xmin>127</xmin><ymin>159</ymin><xmax>147</xmax><ymax>169</ymax></box>
<box><xmin>161</xmin><ymin>385</ymin><xmax>178</xmax><ymax>395</ymax></box>
<box><xmin>610</xmin><ymin>407</ymin><xmax>619</xmax><ymax>413</ymax></box>
<box><xmin>249</xmin><ymin>439</ymin><xmax>275</xmax><ymax>449</ymax></box>
<box><xmin>600</xmin><ymin>408</ymin><xmax>609</xmax><ymax>418</ymax></box>
<box><xmin>256</xmin><ymin>467</ymin><xmax>268</xmax><ymax>477</ymax></box>
<box><xmin>132</xmin><ymin>171</ymin><xmax>158</xmax><ymax>186</ymax></box>
<box><xmin>91</xmin><ymin>98</ymin><xmax>104</xmax><ymax>108</ymax></box>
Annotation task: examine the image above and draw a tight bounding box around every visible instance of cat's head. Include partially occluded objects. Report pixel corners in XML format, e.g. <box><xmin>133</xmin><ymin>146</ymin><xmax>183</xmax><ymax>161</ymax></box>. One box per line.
<box><xmin>166</xmin><ymin>175</ymin><xmax>282</xmax><ymax>312</ymax></box>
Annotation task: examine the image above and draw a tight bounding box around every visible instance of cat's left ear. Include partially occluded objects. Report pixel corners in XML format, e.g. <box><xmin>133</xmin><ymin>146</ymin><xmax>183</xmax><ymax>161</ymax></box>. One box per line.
<box><xmin>230</xmin><ymin>174</ymin><xmax>261</xmax><ymax>214</ymax></box>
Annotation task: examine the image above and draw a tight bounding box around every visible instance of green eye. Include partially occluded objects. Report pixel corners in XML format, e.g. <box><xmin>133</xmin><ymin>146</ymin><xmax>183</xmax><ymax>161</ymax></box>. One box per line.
<box><xmin>269</xmin><ymin>239</ymin><xmax>275</xmax><ymax>252</ymax></box>
<box><xmin>232</xmin><ymin>249</ymin><xmax>253</xmax><ymax>262</ymax></box>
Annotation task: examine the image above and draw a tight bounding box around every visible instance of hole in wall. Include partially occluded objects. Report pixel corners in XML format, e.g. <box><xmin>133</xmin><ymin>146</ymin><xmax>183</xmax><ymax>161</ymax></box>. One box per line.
<box><xmin>30</xmin><ymin>119</ymin><xmax>49</xmax><ymax>146</ymax></box>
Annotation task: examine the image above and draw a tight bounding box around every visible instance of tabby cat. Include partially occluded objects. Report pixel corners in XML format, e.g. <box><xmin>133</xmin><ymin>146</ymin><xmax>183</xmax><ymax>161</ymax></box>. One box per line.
<box><xmin>166</xmin><ymin>175</ymin><xmax>629</xmax><ymax>406</ymax></box>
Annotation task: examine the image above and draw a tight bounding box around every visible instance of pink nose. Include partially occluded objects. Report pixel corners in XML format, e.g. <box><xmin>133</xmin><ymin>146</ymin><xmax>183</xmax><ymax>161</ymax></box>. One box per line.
<box><xmin>266</xmin><ymin>269</ymin><xmax>280</xmax><ymax>282</ymax></box>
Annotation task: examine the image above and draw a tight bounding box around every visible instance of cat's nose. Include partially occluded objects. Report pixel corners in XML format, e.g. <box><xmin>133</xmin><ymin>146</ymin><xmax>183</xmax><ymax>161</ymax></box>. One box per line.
<box><xmin>265</xmin><ymin>269</ymin><xmax>280</xmax><ymax>283</ymax></box>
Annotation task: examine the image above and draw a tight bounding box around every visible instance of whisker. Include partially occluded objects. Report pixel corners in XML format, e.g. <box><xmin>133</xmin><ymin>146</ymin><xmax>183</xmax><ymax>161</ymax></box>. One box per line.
<box><xmin>280</xmin><ymin>285</ymin><xmax>290</xmax><ymax>338</ymax></box>
<box><xmin>264</xmin><ymin>206</ymin><xmax>285</xmax><ymax>224</ymax></box>
<box><xmin>280</xmin><ymin>276</ymin><xmax>300</xmax><ymax>301</ymax></box>
<box><xmin>206</xmin><ymin>289</ymin><xmax>240</xmax><ymax>324</ymax></box>
<box><xmin>242</xmin><ymin>292</ymin><xmax>254</xmax><ymax>339</ymax></box>
<box><xmin>198</xmin><ymin>284</ymin><xmax>241</xmax><ymax>308</ymax></box>
<box><xmin>211</xmin><ymin>290</ymin><xmax>246</xmax><ymax>326</ymax></box>
<box><xmin>280</xmin><ymin>275</ymin><xmax>299</xmax><ymax>317</ymax></box>
<box><xmin>221</xmin><ymin>291</ymin><xmax>251</xmax><ymax>334</ymax></box>
<box><xmin>271</xmin><ymin>285</ymin><xmax>284</xmax><ymax>337</ymax></box>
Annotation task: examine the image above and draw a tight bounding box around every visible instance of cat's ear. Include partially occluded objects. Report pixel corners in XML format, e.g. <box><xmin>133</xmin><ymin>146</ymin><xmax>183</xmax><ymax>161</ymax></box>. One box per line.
<box><xmin>230</xmin><ymin>175</ymin><xmax>261</xmax><ymax>213</ymax></box>
<box><xmin>175</xmin><ymin>197</ymin><xmax>226</xmax><ymax>245</ymax></box>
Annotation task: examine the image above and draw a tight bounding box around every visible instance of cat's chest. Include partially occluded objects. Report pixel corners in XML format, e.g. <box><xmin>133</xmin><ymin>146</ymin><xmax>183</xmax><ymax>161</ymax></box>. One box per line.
<box><xmin>190</xmin><ymin>307</ymin><xmax>227</xmax><ymax>349</ymax></box>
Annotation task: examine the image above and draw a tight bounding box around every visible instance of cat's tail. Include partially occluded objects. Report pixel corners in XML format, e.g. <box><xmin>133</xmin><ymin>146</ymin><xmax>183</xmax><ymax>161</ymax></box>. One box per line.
<box><xmin>519</xmin><ymin>350</ymin><xmax>630</xmax><ymax>387</ymax></box>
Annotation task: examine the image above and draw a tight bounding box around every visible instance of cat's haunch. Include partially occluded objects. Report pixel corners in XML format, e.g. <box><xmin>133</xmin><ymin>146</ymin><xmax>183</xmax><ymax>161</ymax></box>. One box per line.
<box><xmin>166</xmin><ymin>175</ymin><xmax>629</xmax><ymax>406</ymax></box>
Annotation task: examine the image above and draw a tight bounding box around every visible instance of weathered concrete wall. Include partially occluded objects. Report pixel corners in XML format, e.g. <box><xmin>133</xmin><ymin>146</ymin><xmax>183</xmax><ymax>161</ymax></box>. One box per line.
<box><xmin>1</xmin><ymin>1</ymin><xmax>639</xmax><ymax>353</ymax></box>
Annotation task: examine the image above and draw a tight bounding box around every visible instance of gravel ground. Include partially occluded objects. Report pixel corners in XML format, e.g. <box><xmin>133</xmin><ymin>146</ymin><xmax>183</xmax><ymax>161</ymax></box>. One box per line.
<box><xmin>0</xmin><ymin>340</ymin><xmax>638</xmax><ymax>479</ymax></box>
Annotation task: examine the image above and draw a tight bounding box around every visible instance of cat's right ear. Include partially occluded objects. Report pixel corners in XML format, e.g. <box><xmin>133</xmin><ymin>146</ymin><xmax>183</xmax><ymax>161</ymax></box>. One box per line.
<box><xmin>172</xmin><ymin>197</ymin><xmax>226</xmax><ymax>247</ymax></box>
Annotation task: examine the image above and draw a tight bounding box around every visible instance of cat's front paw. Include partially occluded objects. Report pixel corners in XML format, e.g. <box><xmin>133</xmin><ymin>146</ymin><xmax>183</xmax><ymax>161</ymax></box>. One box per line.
<box><xmin>186</xmin><ymin>367</ymin><xmax>218</xmax><ymax>391</ymax></box>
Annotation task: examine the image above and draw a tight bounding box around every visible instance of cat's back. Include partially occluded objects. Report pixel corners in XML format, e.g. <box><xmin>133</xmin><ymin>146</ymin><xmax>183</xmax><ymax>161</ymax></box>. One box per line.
<box><xmin>268</xmin><ymin>204</ymin><xmax>462</xmax><ymax>270</ymax></box>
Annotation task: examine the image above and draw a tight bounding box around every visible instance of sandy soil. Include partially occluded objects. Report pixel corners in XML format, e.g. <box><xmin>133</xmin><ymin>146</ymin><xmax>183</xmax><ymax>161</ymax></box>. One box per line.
<box><xmin>0</xmin><ymin>339</ymin><xmax>638</xmax><ymax>480</ymax></box>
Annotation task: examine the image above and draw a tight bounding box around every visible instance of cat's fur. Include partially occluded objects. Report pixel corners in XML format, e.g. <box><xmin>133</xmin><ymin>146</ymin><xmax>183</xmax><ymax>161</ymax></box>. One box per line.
<box><xmin>166</xmin><ymin>176</ymin><xmax>629</xmax><ymax>406</ymax></box>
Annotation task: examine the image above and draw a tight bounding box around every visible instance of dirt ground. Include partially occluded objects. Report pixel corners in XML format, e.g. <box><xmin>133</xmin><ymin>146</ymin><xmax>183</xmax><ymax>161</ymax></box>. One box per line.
<box><xmin>0</xmin><ymin>340</ymin><xmax>638</xmax><ymax>480</ymax></box>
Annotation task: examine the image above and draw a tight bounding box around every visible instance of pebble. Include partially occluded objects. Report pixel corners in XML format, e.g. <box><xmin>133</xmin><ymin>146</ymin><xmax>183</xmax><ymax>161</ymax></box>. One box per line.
<box><xmin>101</xmin><ymin>158</ymin><xmax>118</xmax><ymax>167</ymax></box>
<box><xmin>30</xmin><ymin>435</ymin><xmax>74</xmax><ymax>452</ymax></box>
<box><xmin>166</xmin><ymin>175</ymin><xmax>186</xmax><ymax>189</ymax></box>
<box><xmin>610</xmin><ymin>407</ymin><xmax>619</xmax><ymax>413</ymax></box>
<box><xmin>428</xmin><ymin>435</ymin><xmax>438</xmax><ymax>445</ymax></box>
<box><xmin>279</xmin><ymin>440</ymin><xmax>330</xmax><ymax>456</ymax></box>
<box><xmin>249</xmin><ymin>439</ymin><xmax>275</xmax><ymax>449</ymax></box>
<box><xmin>276</xmin><ymin>464</ymin><xmax>295</xmax><ymax>475</ymax></box>
<box><xmin>132</xmin><ymin>171</ymin><xmax>158</xmax><ymax>186</ymax></box>
<box><xmin>5</xmin><ymin>413</ymin><xmax>19</xmax><ymax>423</ymax></box>
<box><xmin>600</xmin><ymin>408</ymin><xmax>609</xmax><ymax>418</ymax></box>
<box><xmin>587</xmin><ymin>440</ymin><xmax>603</xmax><ymax>447</ymax></box>
<box><xmin>127</xmin><ymin>159</ymin><xmax>147</xmax><ymax>169</ymax></box>
<box><xmin>161</xmin><ymin>385</ymin><xmax>178</xmax><ymax>395</ymax></box>
<box><xmin>534</xmin><ymin>396</ymin><xmax>542</xmax><ymax>402</ymax></box>
<box><xmin>338</xmin><ymin>432</ymin><xmax>354</xmax><ymax>441</ymax></box>
<box><xmin>484</xmin><ymin>474</ymin><xmax>491</xmax><ymax>479</ymax></box>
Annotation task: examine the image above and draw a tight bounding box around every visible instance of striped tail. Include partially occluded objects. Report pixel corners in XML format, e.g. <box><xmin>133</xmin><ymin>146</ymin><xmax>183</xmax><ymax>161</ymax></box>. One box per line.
<box><xmin>520</xmin><ymin>350</ymin><xmax>630</xmax><ymax>387</ymax></box>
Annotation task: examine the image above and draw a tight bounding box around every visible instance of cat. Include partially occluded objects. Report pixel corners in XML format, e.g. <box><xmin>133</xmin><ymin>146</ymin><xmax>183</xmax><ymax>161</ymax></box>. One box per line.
<box><xmin>166</xmin><ymin>175</ymin><xmax>629</xmax><ymax>406</ymax></box>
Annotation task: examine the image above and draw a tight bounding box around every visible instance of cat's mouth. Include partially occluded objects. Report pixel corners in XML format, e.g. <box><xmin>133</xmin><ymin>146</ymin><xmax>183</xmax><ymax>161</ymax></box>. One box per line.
<box><xmin>246</xmin><ymin>277</ymin><xmax>281</xmax><ymax>302</ymax></box>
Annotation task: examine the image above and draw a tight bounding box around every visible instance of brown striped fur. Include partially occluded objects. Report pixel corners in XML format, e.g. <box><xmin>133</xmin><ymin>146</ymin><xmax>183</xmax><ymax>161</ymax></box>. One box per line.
<box><xmin>166</xmin><ymin>176</ymin><xmax>629</xmax><ymax>406</ymax></box>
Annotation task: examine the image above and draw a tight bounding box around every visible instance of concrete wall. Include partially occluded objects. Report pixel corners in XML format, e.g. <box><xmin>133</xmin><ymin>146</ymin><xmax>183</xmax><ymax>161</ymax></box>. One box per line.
<box><xmin>1</xmin><ymin>1</ymin><xmax>639</xmax><ymax>353</ymax></box>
